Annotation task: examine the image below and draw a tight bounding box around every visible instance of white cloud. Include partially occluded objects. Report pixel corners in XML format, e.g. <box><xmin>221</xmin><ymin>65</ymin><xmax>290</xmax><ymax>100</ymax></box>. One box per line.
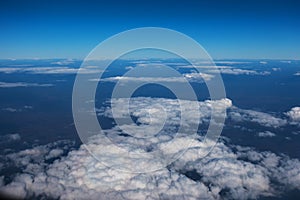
<box><xmin>93</xmin><ymin>76</ymin><xmax>186</xmax><ymax>83</ymax></box>
<box><xmin>208</xmin><ymin>68</ymin><xmax>270</xmax><ymax>75</ymax></box>
<box><xmin>285</xmin><ymin>107</ymin><xmax>300</xmax><ymax>123</ymax></box>
<box><xmin>0</xmin><ymin>82</ymin><xmax>53</xmax><ymax>88</ymax></box>
<box><xmin>125</xmin><ymin>66</ymin><xmax>134</xmax><ymax>70</ymax></box>
<box><xmin>229</xmin><ymin>107</ymin><xmax>287</xmax><ymax>128</ymax></box>
<box><xmin>99</xmin><ymin>97</ymin><xmax>232</xmax><ymax>129</ymax></box>
<box><xmin>0</xmin><ymin>66</ymin><xmax>103</xmax><ymax>74</ymax></box>
<box><xmin>1</xmin><ymin>133</ymin><xmax>300</xmax><ymax>199</ymax></box>
<box><xmin>90</xmin><ymin>72</ymin><xmax>214</xmax><ymax>83</ymax></box>
<box><xmin>0</xmin><ymin>133</ymin><xmax>21</xmax><ymax>143</ymax></box>
<box><xmin>45</xmin><ymin>149</ymin><xmax>64</xmax><ymax>160</ymax></box>
<box><xmin>2</xmin><ymin>106</ymin><xmax>33</xmax><ymax>112</ymax></box>
<box><xmin>50</xmin><ymin>59</ymin><xmax>75</xmax><ymax>65</ymax></box>
<box><xmin>1</xmin><ymin>98</ymin><xmax>300</xmax><ymax>199</ymax></box>
<box><xmin>177</xmin><ymin>64</ymin><xmax>270</xmax><ymax>76</ymax></box>
<box><xmin>183</xmin><ymin>72</ymin><xmax>214</xmax><ymax>81</ymax></box>
<box><xmin>294</xmin><ymin>72</ymin><xmax>300</xmax><ymax>76</ymax></box>
<box><xmin>258</xmin><ymin>131</ymin><xmax>276</xmax><ymax>137</ymax></box>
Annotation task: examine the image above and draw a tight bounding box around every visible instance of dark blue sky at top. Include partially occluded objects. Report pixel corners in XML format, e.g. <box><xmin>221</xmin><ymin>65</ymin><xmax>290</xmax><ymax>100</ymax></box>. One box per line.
<box><xmin>1</xmin><ymin>0</ymin><xmax>300</xmax><ymax>59</ymax></box>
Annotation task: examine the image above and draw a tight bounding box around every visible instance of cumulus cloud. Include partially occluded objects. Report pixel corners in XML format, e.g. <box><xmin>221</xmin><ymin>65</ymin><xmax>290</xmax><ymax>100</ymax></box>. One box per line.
<box><xmin>99</xmin><ymin>97</ymin><xmax>232</xmax><ymax>129</ymax></box>
<box><xmin>294</xmin><ymin>72</ymin><xmax>300</xmax><ymax>76</ymax></box>
<box><xmin>0</xmin><ymin>82</ymin><xmax>53</xmax><ymax>88</ymax></box>
<box><xmin>1</xmin><ymin>132</ymin><xmax>300</xmax><ymax>199</ymax></box>
<box><xmin>1</xmin><ymin>98</ymin><xmax>300</xmax><ymax>199</ymax></box>
<box><xmin>285</xmin><ymin>107</ymin><xmax>300</xmax><ymax>123</ymax></box>
<box><xmin>1</xmin><ymin>140</ymin><xmax>75</xmax><ymax>175</ymax></box>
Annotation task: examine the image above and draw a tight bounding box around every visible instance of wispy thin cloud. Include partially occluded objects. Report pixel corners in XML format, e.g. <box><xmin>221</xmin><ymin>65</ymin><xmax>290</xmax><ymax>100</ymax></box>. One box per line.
<box><xmin>0</xmin><ymin>82</ymin><xmax>53</xmax><ymax>88</ymax></box>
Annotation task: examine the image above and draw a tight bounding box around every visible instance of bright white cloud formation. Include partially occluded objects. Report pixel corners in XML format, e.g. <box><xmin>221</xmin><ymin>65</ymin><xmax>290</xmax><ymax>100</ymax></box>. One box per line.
<box><xmin>1</xmin><ymin>133</ymin><xmax>300</xmax><ymax>199</ymax></box>
<box><xmin>286</xmin><ymin>107</ymin><xmax>300</xmax><ymax>123</ymax></box>
<box><xmin>0</xmin><ymin>98</ymin><xmax>300</xmax><ymax>199</ymax></box>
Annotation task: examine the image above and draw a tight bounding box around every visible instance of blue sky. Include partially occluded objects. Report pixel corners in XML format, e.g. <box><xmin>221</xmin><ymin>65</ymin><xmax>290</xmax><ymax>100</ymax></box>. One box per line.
<box><xmin>1</xmin><ymin>0</ymin><xmax>300</xmax><ymax>59</ymax></box>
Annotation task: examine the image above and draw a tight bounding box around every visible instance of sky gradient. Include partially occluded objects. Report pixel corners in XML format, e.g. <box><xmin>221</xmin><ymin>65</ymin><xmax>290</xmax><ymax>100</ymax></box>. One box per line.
<box><xmin>1</xmin><ymin>0</ymin><xmax>300</xmax><ymax>59</ymax></box>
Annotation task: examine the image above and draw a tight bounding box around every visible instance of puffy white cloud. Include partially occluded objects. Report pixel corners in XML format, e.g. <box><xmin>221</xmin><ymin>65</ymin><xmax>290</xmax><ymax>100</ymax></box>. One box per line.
<box><xmin>1</xmin><ymin>98</ymin><xmax>300</xmax><ymax>199</ymax></box>
<box><xmin>285</xmin><ymin>107</ymin><xmax>300</xmax><ymax>123</ymax></box>
<box><xmin>1</xmin><ymin>133</ymin><xmax>300</xmax><ymax>199</ymax></box>
<box><xmin>45</xmin><ymin>149</ymin><xmax>64</xmax><ymax>160</ymax></box>
<box><xmin>294</xmin><ymin>72</ymin><xmax>300</xmax><ymax>76</ymax></box>
<box><xmin>99</xmin><ymin>97</ymin><xmax>232</xmax><ymax>130</ymax></box>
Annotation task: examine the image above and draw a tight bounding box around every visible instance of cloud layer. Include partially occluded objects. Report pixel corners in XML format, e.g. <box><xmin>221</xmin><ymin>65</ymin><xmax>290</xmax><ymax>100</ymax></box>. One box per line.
<box><xmin>1</xmin><ymin>132</ymin><xmax>300</xmax><ymax>199</ymax></box>
<box><xmin>1</xmin><ymin>97</ymin><xmax>300</xmax><ymax>199</ymax></box>
<box><xmin>0</xmin><ymin>66</ymin><xmax>103</xmax><ymax>74</ymax></box>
